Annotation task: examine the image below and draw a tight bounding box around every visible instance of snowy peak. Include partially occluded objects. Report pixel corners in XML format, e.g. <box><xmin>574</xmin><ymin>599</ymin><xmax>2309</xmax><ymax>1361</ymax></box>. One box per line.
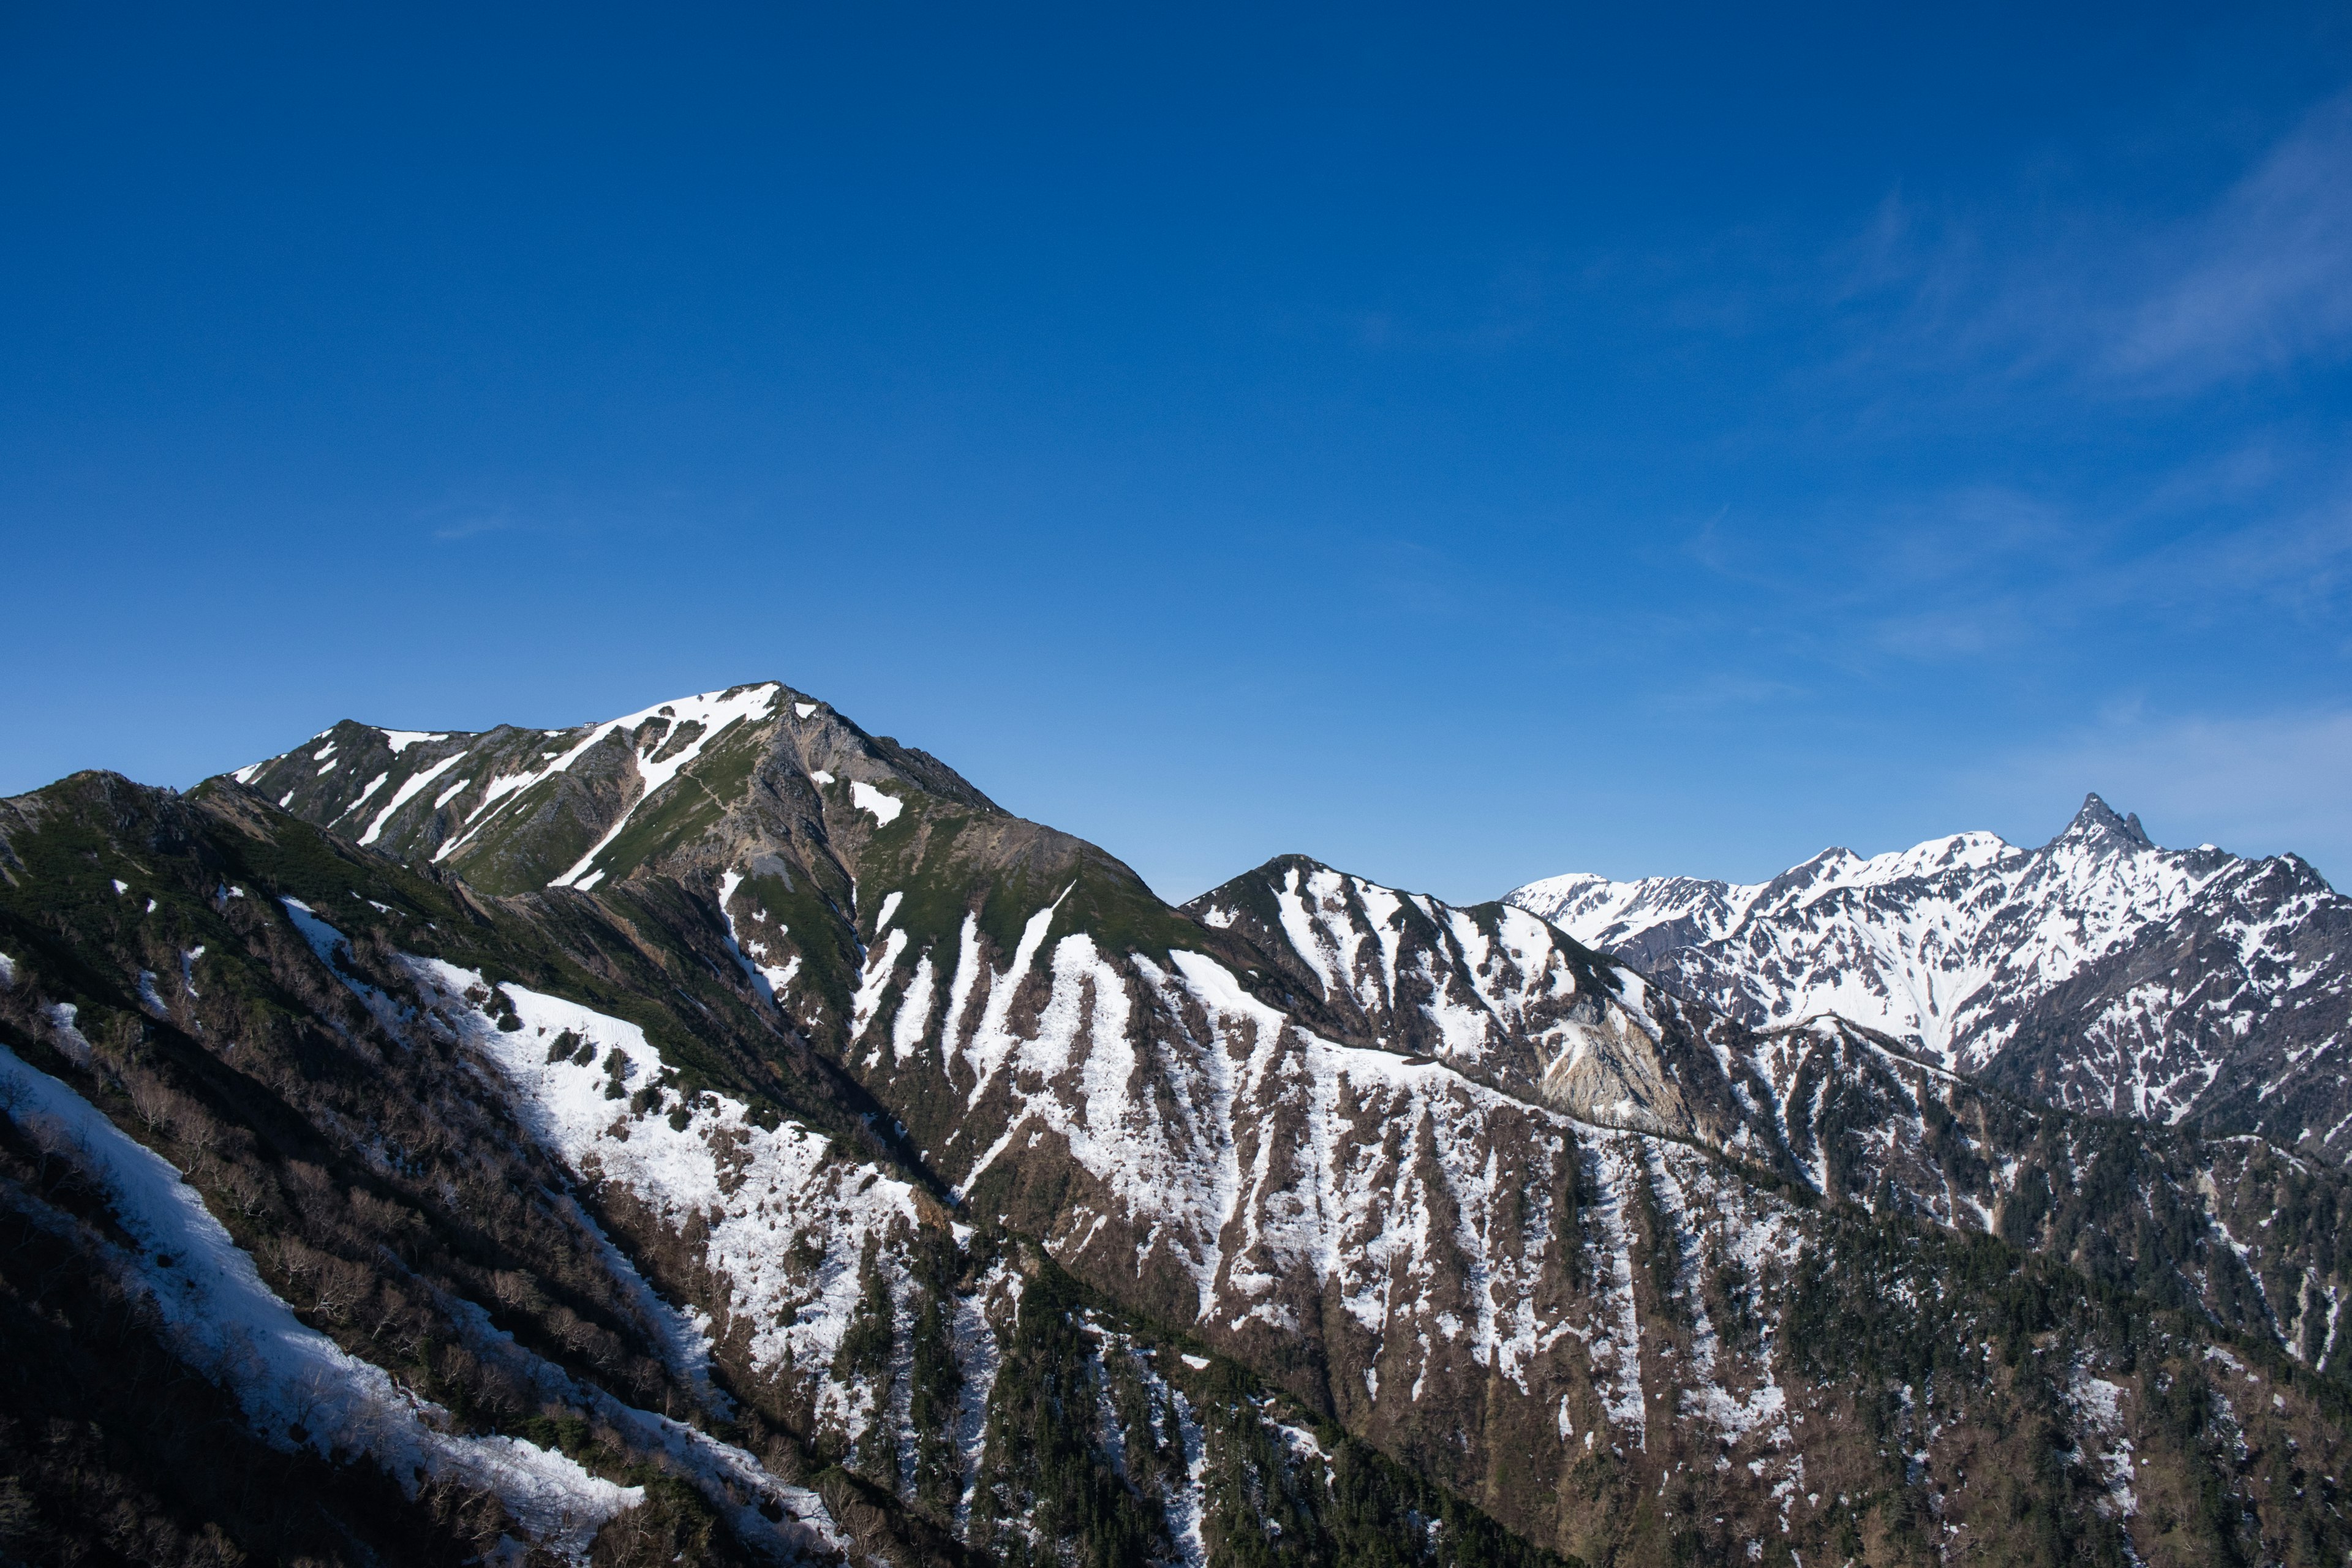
<box><xmin>1843</xmin><ymin>829</ymin><xmax>2017</xmax><ymax>883</ymax></box>
<box><xmin>1510</xmin><ymin>796</ymin><xmax>2352</xmax><ymax>1159</ymax></box>
<box><xmin>219</xmin><ymin>679</ymin><xmax>1003</xmax><ymax>897</ymax></box>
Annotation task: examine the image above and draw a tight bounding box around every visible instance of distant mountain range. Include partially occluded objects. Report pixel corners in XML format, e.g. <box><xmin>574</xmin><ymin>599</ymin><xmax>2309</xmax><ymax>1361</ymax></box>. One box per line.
<box><xmin>1</xmin><ymin>679</ymin><xmax>2346</xmax><ymax>1567</ymax></box>
<box><xmin>1510</xmin><ymin>794</ymin><xmax>2352</xmax><ymax>1159</ymax></box>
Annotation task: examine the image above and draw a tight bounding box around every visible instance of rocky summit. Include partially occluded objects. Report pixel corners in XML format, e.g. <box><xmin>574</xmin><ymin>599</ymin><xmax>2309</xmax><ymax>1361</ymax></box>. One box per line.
<box><xmin>2</xmin><ymin>680</ymin><xmax>2349</xmax><ymax>1567</ymax></box>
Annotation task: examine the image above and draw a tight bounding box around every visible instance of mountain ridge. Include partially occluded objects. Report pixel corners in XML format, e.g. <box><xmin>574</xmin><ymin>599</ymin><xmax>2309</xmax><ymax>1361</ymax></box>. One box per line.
<box><xmin>1510</xmin><ymin>791</ymin><xmax>2352</xmax><ymax>1159</ymax></box>
<box><xmin>2</xmin><ymin>684</ymin><xmax>2348</xmax><ymax>1565</ymax></box>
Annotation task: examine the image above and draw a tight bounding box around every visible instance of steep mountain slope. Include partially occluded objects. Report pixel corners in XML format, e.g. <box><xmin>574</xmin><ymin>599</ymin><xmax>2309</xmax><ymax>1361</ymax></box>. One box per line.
<box><xmin>1196</xmin><ymin>856</ymin><xmax>2352</xmax><ymax>1365</ymax></box>
<box><xmin>1</xmin><ymin>771</ymin><xmax>1551</xmax><ymax>1568</ymax></box>
<box><xmin>2</xmin><ymin>686</ymin><xmax>2350</xmax><ymax>1566</ymax></box>
<box><xmin>1510</xmin><ymin>794</ymin><xmax>2352</xmax><ymax>1159</ymax></box>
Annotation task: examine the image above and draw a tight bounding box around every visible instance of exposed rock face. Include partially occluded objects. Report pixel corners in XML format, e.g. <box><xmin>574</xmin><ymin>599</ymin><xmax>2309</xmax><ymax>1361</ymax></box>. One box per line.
<box><xmin>1511</xmin><ymin>793</ymin><xmax>2352</xmax><ymax>1159</ymax></box>
<box><xmin>2</xmin><ymin>690</ymin><xmax>2348</xmax><ymax>1567</ymax></box>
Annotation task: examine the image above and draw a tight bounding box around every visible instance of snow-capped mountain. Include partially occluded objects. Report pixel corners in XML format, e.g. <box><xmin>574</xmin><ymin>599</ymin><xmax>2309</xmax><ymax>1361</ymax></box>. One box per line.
<box><xmin>227</xmin><ymin>680</ymin><xmax>1005</xmax><ymax>899</ymax></box>
<box><xmin>1510</xmin><ymin>793</ymin><xmax>2352</xmax><ymax>1158</ymax></box>
<box><xmin>4</xmin><ymin>687</ymin><xmax>2350</xmax><ymax>1566</ymax></box>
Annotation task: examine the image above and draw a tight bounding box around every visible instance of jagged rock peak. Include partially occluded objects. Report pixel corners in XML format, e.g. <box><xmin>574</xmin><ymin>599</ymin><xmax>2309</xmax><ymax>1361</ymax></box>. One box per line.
<box><xmin>2049</xmin><ymin>790</ymin><xmax>2155</xmax><ymax>851</ymax></box>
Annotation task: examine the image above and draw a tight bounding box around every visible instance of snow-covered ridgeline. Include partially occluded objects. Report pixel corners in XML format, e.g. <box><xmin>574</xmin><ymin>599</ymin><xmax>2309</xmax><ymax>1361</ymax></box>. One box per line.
<box><xmin>1223</xmin><ymin>864</ymin><xmax>1635</xmax><ymax>1074</ymax></box>
<box><xmin>1512</xmin><ymin>800</ymin><xmax>2352</xmax><ymax>1159</ymax></box>
<box><xmin>549</xmin><ymin>684</ymin><xmax>785</xmax><ymax>889</ymax></box>
<box><xmin>1514</xmin><ymin>830</ymin><xmax>2015</xmax><ymax>955</ymax></box>
<box><xmin>0</xmin><ymin>1044</ymin><xmax>641</xmax><ymax>1562</ymax></box>
<box><xmin>1509</xmin><ymin>809</ymin><xmax>2239</xmax><ymax>1071</ymax></box>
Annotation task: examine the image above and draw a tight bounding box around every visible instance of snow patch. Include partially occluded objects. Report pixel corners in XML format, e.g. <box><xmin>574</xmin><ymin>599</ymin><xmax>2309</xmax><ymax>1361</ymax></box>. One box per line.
<box><xmin>549</xmin><ymin>685</ymin><xmax>784</xmax><ymax>888</ymax></box>
<box><xmin>850</xmin><ymin>780</ymin><xmax>903</xmax><ymax>826</ymax></box>
<box><xmin>360</xmin><ymin>752</ymin><xmax>467</xmax><ymax>845</ymax></box>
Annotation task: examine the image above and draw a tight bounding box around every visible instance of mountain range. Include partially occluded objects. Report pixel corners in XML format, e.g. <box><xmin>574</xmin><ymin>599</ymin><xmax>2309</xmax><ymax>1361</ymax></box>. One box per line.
<box><xmin>1509</xmin><ymin>796</ymin><xmax>2352</xmax><ymax>1159</ymax></box>
<box><xmin>1</xmin><ymin>679</ymin><xmax>2346</xmax><ymax>1568</ymax></box>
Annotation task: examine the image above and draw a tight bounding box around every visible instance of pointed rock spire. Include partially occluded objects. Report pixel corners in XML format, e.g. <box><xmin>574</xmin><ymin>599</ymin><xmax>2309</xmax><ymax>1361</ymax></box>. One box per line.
<box><xmin>2049</xmin><ymin>792</ymin><xmax>2154</xmax><ymax>851</ymax></box>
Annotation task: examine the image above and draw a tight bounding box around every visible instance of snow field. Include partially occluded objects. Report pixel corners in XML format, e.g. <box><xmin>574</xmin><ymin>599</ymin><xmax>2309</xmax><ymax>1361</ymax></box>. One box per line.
<box><xmin>850</xmin><ymin>780</ymin><xmax>903</xmax><ymax>826</ymax></box>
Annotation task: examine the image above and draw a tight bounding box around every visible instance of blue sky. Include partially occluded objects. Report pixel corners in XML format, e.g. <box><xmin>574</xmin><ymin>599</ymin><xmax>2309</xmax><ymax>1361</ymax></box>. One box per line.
<box><xmin>4</xmin><ymin>2</ymin><xmax>2349</xmax><ymax>902</ymax></box>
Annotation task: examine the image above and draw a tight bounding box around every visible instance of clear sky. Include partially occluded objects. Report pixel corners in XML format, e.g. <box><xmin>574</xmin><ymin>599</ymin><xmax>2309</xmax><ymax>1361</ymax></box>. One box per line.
<box><xmin>4</xmin><ymin>3</ymin><xmax>2349</xmax><ymax>903</ymax></box>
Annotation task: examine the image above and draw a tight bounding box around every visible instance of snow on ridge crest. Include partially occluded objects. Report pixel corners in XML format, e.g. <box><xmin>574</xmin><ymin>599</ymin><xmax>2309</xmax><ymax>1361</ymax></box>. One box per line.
<box><xmin>1507</xmin><ymin>799</ymin><xmax>2352</xmax><ymax>1150</ymax></box>
<box><xmin>548</xmin><ymin>684</ymin><xmax>786</xmax><ymax>888</ymax></box>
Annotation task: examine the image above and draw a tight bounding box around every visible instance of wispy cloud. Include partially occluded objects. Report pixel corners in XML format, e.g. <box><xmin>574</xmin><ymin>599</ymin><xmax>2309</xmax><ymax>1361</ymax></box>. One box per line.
<box><xmin>1683</xmin><ymin>459</ymin><xmax>2352</xmax><ymax>677</ymax></box>
<box><xmin>1653</xmin><ymin>671</ymin><xmax>1810</xmax><ymax>712</ymax></box>
<box><xmin>2113</xmin><ymin>484</ymin><xmax>2352</xmax><ymax>619</ymax></box>
<box><xmin>416</xmin><ymin>497</ymin><xmax>533</xmax><ymax>542</ymax></box>
<box><xmin>412</xmin><ymin>487</ymin><xmax>718</xmax><ymax>546</ymax></box>
<box><xmin>1970</xmin><ymin>705</ymin><xmax>2352</xmax><ymax>882</ymax></box>
<box><xmin>427</xmin><ymin>513</ymin><xmax>524</xmax><ymax>542</ymax></box>
<box><xmin>1840</xmin><ymin>90</ymin><xmax>2352</xmax><ymax>398</ymax></box>
<box><xmin>2110</xmin><ymin>93</ymin><xmax>2352</xmax><ymax>388</ymax></box>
